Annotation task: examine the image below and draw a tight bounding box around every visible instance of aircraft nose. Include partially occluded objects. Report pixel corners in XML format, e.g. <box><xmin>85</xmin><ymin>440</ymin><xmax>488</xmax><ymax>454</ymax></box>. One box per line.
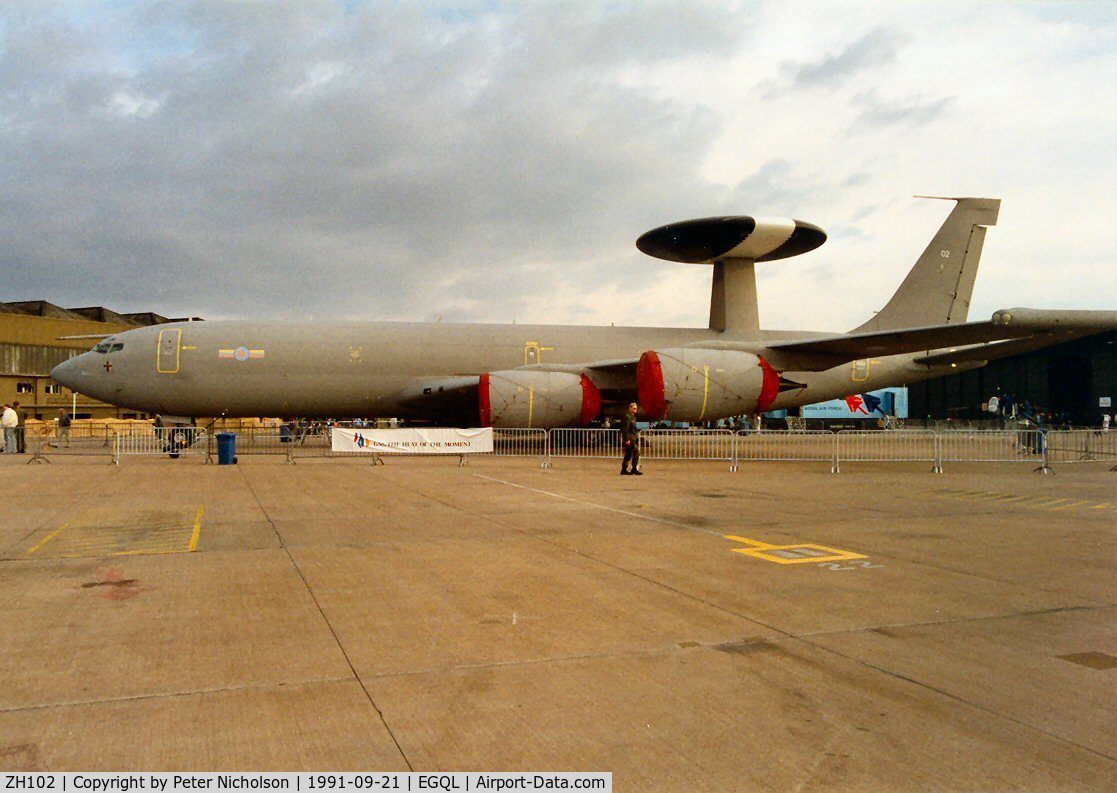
<box><xmin>51</xmin><ymin>356</ymin><xmax>82</xmax><ymax>390</ymax></box>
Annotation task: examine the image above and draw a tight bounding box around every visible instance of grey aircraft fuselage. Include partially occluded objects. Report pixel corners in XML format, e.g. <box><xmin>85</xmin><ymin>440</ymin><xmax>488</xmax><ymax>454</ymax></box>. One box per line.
<box><xmin>62</xmin><ymin>197</ymin><xmax>1074</xmax><ymax>424</ymax></box>
<box><xmin>52</xmin><ymin>318</ymin><xmax>967</xmax><ymax>420</ymax></box>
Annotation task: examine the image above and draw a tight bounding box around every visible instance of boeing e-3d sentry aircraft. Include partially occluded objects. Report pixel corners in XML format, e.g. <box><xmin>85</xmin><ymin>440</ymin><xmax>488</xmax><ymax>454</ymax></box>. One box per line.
<box><xmin>51</xmin><ymin>197</ymin><xmax>1117</xmax><ymax>427</ymax></box>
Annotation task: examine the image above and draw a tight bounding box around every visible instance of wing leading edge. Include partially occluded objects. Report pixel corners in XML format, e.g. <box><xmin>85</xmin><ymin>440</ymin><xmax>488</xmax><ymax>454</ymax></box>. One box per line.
<box><xmin>688</xmin><ymin>308</ymin><xmax>1117</xmax><ymax>371</ymax></box>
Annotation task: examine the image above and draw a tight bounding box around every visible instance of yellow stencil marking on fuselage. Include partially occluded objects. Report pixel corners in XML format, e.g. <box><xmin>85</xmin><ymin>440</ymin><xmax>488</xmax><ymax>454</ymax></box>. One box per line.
<box><xmin>523</xmin><ymin>341</ymin><xmax>554</xmax><ymax>365</ymax></box>
<box><xmin>698</xmin><ymin>365</ymin><xmax>710</xmax><ymax>422</ymax></box>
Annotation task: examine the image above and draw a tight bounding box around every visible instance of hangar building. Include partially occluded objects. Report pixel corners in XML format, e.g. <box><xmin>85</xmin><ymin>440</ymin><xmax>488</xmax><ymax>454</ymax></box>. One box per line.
<box><xmin>907</xmin><ymin>332</ymin><xmax>1115</xmax><ymax>427</ymax></box>
<box><xmin>0</xmin><ymin>301</ymin><xmax>200</xmax><ymax>420</ymax></box>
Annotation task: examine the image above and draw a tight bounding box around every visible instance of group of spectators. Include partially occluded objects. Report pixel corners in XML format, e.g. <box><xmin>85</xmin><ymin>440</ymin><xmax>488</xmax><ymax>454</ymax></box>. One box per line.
<box><xmin>1</xmin><ymin>404</ymin><xmax>73</xmax><ymax>453</ymax></box>
<box><xmin>987</xmin><ymin>394</ymin><xmax>1110</xmax><ymax>430</ymax></box>
<box><xmin>1</xmin><ymin>402</ymin><xmax>26</xmax><ymax>453</ymax></box>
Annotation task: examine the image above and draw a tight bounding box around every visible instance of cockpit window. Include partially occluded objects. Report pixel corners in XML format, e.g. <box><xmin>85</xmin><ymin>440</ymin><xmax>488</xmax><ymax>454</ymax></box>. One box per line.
<box><xmin>93</xmin><ymin>342</ymin><xmax>112</xmax><ymax>353</ymax></box>
<box><xmin>110</xmin><ymin>343</ymin><xmax>124</xmax><ymax>352</ymax></box>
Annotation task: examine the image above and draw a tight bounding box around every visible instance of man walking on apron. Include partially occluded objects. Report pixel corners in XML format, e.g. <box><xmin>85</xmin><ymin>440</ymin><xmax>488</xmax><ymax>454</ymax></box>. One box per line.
<box><xmin>620</xmin><ymin>402</ymin><xmax>642</xmax><ymax>476</ymax></box>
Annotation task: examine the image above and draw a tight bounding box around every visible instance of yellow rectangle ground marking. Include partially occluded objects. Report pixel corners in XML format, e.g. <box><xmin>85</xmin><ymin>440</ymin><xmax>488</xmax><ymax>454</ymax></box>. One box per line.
<box><xmin>27</xmin><ymin>506</ymin><xmax>205</xmax><ymax>558</ymax></box>
<box><xmin>724</xmin><ymin>535</ymin><xmax>868</xmax><ymax>565</ymax></box>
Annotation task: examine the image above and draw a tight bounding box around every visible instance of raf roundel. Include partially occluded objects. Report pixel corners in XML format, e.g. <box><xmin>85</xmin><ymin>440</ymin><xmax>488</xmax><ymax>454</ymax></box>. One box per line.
<box><xmin>636</xmin><ymin>216</ymin><xmax>826</xmax><ymax>263</ymax></box>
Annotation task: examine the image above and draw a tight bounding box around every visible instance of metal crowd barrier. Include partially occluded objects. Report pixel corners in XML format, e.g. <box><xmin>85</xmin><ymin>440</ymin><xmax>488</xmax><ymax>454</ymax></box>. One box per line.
<box><xmin>227</xmin><ymin>429</ymin><xmax>293</xmax><ymax>455</ymax></box>
<box><xmin>112</xmin><ymin>427</ymin><xmax>209</xmax><ymax>464</ymax></box>
<box><xmin>1044</xmin><ymin>430</ymin><xmax>1117</xmax><ymax>465</ymax></box>
<box><xmin>21</xmin><ymin>422</ymin><xmax>121</xmax><ymax>458</ymax></box>
<box><xmin>17</xmin><ymin>423</ymin><xmax>1117</xmax><ymax>474</ymax></box>
<box><xmin>936</xmin><ymin>430</ymin><xmax>1045</xmax><ymax>465</ymax></box>
<box><xmin>640</xmin><ymin>429</ymin><xmax>735</xmax><ymax>469</ymax></box>
<box><xmin>492</xmin><ymin>428</ymin><xmax>550</xmax><ymax>466</ymax></box>
<box><xmin>550</xmin><ymin>428</ymin><xmax>621</xmax><ymax>458</ymax></box>
<box><xmin>214</xmin><ymin>426</ymin><xmax>552</xmax><ymax>466</ymax></box>
<box><xmin>737</xmin><ymin>429</ymin><xmax>835</xmax><ymax>465</ymax></box>
<box><xmin>833</xmin><ymin>430</ymin><xmax>939</xmax><ymax>473</ymax></box>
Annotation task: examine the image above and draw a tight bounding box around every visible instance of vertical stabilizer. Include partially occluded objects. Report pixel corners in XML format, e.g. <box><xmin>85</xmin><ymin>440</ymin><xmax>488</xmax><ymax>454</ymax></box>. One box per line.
<box><xmin>852</xmin><ymin>197</ymin><xmax>1000</xmax><ymax>333</ymax></box>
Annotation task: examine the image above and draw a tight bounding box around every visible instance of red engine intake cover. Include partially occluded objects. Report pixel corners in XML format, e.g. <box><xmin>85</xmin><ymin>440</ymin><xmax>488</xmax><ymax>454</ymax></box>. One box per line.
<box><xmin>580</xmin><ymin>374</ymin><xmax>602</xmax><ymax>426</ymax></box>
<box><xmin>757</xmin><ymin>357</ymin><xmax>780</xmax><ymax>414</ymax></box>
<box><xmin>478</xmin><ymin>372</ymin><xmax>492</xmax><ymax>427</ymax></box>
<box><xmin>636</xmin><ymin>351</ymin><xmax>667</xmax><ymax>419</ymax></box>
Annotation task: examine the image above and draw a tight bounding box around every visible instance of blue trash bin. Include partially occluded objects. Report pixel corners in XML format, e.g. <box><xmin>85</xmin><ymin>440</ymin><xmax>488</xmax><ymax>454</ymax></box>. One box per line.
<box><xmin>216</xmin><ymin>432</ymin><xmax>237</xmax><ymax>465</ymax></box>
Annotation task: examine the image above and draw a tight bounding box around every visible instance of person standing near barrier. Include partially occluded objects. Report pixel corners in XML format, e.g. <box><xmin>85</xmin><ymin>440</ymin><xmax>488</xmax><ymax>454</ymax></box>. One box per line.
<box><xmin>620</xmin><ymin>402</ymin><xmax>642</xmax><ymax>476</ymax></box>
<box><xmin>57</xmin><ymin>408</ymin><xmax>72</xmax><ymax>447</ymax></box>
<box><xmin>1</xmin><ymin>403</ymin><xmax>17</xmax><ymax>454</ymax></box>
<box><xmin>13</xmin><ymin>401</ymin><xmax>26</xmax><ymax>453</ymax></box>
<box><xmin>1104</xmin><ymin>413</ymin><xmax>1111</xmax><ymax>433</ymax></box>
<box><xmin>153</xmin><ymin>414</ymin><xmax>167</xmax><ymax>452</ymax></box>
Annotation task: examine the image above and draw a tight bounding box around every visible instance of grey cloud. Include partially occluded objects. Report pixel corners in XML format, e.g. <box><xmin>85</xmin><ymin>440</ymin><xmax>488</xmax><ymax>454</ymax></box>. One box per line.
<box><xmin>852</xmin><ymin>90</ymin><xmax>955</xmax><ymax>129</ymax></box>
<box><xmin>779</xmin><ymin>28</ymin><xmax>902</xmax><ymax>90</ymax></box>
<box><xmin>1</xmin><ymin>2</ymin><xmax>748</xmax><ymax>323</ymax></box>
<box><xmin>725</xmin><ymin>160</ymin><xmax>867</xmax><ymax>220</ymax></box>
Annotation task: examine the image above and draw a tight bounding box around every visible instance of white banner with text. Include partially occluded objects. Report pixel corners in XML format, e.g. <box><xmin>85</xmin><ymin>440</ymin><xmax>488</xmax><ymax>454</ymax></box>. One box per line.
<box><xmin>332</xmin><ymin>427</ymin><xmax>494</xmax><ymax>455</ymax></box>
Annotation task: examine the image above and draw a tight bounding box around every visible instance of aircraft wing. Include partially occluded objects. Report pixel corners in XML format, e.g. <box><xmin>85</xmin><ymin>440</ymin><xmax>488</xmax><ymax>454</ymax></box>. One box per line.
<box><xmin>691</xmin><ymin>308</ymin><xmax>1117</xmax><ymax>371</ymax></box>
<box><xmin>392</xmin><ymin>309</ymin><xmax>1117</xmax><ymax>422</ymax></box>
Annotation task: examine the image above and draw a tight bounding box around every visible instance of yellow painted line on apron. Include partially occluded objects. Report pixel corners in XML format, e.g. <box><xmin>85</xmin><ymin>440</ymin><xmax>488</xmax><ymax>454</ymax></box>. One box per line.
<box><xmin>26</xmin><ymin>527</ymin><xmax>67</xmax><ymax>555</ymax></box>
<box><xmin>933</xmin><ymin>489</ymin><xmax>1107</xmax><ymax>512</ymax></box>
<box><xmin>111</xmin><ymin>548</ymin><xmax>192</xmax><ymax>557</ymax></box>
<box><xmin>189</xmin><ymin>505</ymin><xmax>205</xmax><ymax>551</ymax></box>
<box><xmin>26</xmin><ymin>506</ymin><xmax>93</xmax><ymax>555</ymax></box>
<box><xmin>723</xmin><ymin>535</ymin><xmax>776</xmax><ymax>550</ymax></box>
<box><xmin>1050</xmin><ymin>500</ymin><xmax>1091</xmax><ymax>511</ymax></box>
<box><xmin>1024</xmin><ymin>497</ymin><xmax>1071</xmax><ymax>509</ymax></box>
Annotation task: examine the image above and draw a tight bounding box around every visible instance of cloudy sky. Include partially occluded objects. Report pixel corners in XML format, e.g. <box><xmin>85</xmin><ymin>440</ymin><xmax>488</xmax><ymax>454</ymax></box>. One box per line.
<box><xmin>3</xmin><ymin>1</ymin><xmax>1115</xmax><ymax>332</ymax></box>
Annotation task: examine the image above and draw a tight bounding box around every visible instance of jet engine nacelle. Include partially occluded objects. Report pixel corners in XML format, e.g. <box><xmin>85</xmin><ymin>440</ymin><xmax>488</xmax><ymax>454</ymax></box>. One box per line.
<box><xmin>637</xmin><ymin>348</ymin><xmax>779</xmax><ymax>421</ymax></box>
<box><xmin>480</xmin><ymin>370</ymin><xmax>601</xmax><ymax>428</ymax></box>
